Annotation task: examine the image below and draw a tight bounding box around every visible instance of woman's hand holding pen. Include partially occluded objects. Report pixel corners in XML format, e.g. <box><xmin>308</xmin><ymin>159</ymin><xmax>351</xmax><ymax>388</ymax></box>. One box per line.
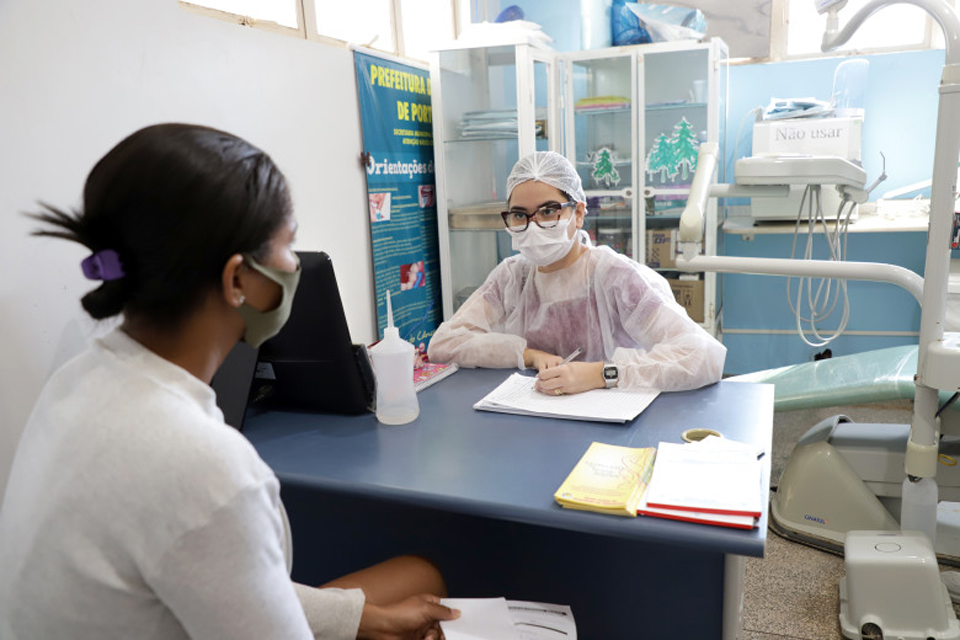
<box><xmin>528</xmin><ymin>347</ymin><xmax>603</xmax><ymax>396</ymax></box>
<box><xmin>535</xmin><ymin>361</ymin><xmax>605</xmax><ymax>396</ymax></box>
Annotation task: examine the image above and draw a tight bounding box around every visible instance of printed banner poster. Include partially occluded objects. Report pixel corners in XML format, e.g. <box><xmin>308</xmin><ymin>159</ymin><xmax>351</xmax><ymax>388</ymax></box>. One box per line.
<box><xmin>354</xmin><ymin>50</ymin><xmax>441</xmax><ymax>362</ymax></box>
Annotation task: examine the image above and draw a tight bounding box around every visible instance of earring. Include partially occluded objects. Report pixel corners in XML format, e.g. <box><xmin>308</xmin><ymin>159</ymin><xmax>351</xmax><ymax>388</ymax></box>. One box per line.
<box><xmin>236</xmin><ymin>295</ymin><xmax>245</xmax><ymax>306</ymax></box>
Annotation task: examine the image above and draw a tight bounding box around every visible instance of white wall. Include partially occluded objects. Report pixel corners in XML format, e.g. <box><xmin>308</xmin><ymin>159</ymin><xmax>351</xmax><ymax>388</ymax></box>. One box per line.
<box><xmin>0</xmin><ymin>0</ymin><xmax>378</xmax><ymax>499</ymax></box>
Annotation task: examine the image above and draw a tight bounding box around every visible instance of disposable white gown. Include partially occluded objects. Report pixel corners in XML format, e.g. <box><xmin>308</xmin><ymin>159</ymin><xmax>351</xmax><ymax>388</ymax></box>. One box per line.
<box><xmin>428</xmin><ymin>243</ymin><xmax>726</xmax><ymax>392</ymax></box>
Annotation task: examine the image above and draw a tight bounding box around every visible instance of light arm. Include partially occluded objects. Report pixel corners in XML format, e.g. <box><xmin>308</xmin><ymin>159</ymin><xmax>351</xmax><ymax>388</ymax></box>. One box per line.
<box><xmin>678</xmin><ymin>141</ymin><xmax>718</xmax><ymax>244</ymax></box>
<box><xmin>821</xmin><ymin>0</ymin><xmax>960</xmax><ymax>65</ymax></box>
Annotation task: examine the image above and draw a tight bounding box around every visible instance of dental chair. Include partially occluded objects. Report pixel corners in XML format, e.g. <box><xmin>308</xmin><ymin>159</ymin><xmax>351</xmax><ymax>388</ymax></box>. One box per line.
<box><xmin>732</xmin><ymin>346</ymin><xmax>960</xmax><ymax>564</ymax></box>
<box><xmin>733</xmin><ymin>344</ymin><xmax>960</xmax><ymax>554</ymax></box>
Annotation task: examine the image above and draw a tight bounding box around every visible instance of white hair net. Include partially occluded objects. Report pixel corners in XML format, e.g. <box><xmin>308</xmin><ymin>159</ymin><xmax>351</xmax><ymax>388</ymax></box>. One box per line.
<box><xmin>507</xmin><ymin>151</ymin><xmax>587</xmax><ymax>209</ymax></box>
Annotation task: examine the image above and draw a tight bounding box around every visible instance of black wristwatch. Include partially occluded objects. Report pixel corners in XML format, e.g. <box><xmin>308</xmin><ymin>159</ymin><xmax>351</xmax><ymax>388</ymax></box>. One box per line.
<box><xmin>602</xmin><ymin>363</ymin><xmax>619</xmax><ymax>389</ymax></box>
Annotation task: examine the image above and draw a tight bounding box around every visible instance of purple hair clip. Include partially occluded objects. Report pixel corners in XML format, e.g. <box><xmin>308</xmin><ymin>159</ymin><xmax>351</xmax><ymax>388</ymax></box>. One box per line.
<box><xmin>81</xmin><ymin>249</ymin><xmax>125</xmax><ymax>281</ymax></box>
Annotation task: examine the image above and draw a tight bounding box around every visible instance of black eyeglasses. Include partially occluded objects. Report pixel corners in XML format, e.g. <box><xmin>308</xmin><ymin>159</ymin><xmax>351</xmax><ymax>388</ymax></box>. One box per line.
<box><xmin>500</xmin><ymin>201</ymin><xmax>576</xmax><ymax>232</ymax></box>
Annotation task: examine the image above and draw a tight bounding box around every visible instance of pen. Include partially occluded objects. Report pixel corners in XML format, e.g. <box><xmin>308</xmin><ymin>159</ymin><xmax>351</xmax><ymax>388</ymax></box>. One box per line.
<box><xmin>560</xmin><ymin>347</ymin><xmax>582</xmax><ymax>365</ymax></box>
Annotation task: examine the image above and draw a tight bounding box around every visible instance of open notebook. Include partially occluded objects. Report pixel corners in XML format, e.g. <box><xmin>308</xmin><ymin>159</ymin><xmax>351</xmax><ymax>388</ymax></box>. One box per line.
<box><xmin>473</xmin><ymin>373</ymin><xmax>659</xmax><ymax>424</ymax></box>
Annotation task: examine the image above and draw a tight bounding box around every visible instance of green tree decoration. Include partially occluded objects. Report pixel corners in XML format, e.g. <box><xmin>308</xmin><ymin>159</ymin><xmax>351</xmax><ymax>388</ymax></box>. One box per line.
<box><xmin>672</xmin><ymin>117</ymin><xmax>700</xmax><ymax>181</ymax></box>
<box><xmin>645</xmin><ymin>132</ymin><xmax>677</xmax><ymax>183</ymax></box>
<box><xmin>589</xmin><ymin>147</ymin><xmax>621</xmax><ymax>187</ymax></box>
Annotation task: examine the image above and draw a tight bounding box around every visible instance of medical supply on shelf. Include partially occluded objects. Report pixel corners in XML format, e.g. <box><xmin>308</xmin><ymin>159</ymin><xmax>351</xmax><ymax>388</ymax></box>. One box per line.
<box><xmin>762</xmin><ymin>96</ymin><xmax>834</xmax><ymax>120</ymax></box>
<box><xmin>369</xmin><ymin>290</ymin><xmax>419</xmax><ymax>425</ymax></box>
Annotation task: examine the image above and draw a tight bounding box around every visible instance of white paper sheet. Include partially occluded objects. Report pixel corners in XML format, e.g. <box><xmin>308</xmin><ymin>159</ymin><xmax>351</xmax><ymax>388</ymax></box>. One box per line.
<box><xmin>440</xmin><ymin>598</ymin><xmax>520</xmax><ymax>640</ymax></box>
<box><xmin>440</xmin><ymin>598</ymin><xmax>577</xmax><ymax>640</ymax></box>
<box><xmin>508</xmin><ymin>600</ymin><xmax>577</xmax><ymax>639</ymax></box>
<box><xmin>473</xmin><ymin>373</ymin><xmax>659</xmax><ymax>423</ymax></box>
<box><xmin>687</xmin><ymin>434</ymin><xmax>766</xmax><ymax>459</ymax></box>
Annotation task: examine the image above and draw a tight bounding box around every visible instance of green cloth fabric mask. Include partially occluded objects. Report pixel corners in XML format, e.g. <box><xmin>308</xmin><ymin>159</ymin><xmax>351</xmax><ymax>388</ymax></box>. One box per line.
<box><xmin>237</xmin><ymin>253</ymin><xmax>301</xmax><ymax>348</ymax></box>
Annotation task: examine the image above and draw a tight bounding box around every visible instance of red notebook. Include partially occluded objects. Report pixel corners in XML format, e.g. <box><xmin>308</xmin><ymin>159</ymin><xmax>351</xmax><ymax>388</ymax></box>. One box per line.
<box><xmin>637</xmin><ymin>493</ymin><xmax>757</xmax><ymax>530</ymax></box>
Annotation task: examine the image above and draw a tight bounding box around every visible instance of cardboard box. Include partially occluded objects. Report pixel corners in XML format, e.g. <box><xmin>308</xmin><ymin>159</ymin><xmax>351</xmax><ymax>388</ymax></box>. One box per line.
<box><xmin>667</xmin><ymin>277</ymin><xmax>705</xmax><ymax>323</ymax></box>
<box><xmin>645</xmin><ymin>228</ymin><xmax>676</xmax><ymax>270</ymax></box>
<box><xmin>752</xmin><ymin>116</ymin><xmax>862</xmax><ymax>161</ymax></box>
<box><xmin>448</xmin><ymin>202</ymin><xmax>506</xmax><ymax>230</ymax></box>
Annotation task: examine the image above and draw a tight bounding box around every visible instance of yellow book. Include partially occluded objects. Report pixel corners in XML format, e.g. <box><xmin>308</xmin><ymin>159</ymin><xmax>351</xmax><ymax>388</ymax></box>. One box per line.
<box><xmin>554</xmin><ymin>442</ymin><xmax>657</xmax><ymax>517</ymax></box>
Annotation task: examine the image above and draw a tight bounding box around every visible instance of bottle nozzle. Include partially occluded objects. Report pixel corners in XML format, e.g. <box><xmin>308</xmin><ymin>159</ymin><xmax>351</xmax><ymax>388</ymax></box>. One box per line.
<box><xmin>386</xmin><ymin>290</ymin><xmax>394</xmax><ymax>329</ymax></box>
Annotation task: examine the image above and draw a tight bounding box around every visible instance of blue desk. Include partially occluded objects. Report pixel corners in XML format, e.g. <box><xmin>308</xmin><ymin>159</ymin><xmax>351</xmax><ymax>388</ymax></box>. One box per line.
<box><xmin>243</xmin><ymin>369</ymin><xmax>773</xmax><ymax>638</ymax></box>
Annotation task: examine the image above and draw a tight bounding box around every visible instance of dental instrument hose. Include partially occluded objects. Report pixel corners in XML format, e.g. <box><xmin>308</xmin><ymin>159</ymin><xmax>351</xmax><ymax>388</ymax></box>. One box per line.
<box><xmin>785</xmin><ymin>185</ymin><xmax>855</xmax><ymax>348</ymax></box>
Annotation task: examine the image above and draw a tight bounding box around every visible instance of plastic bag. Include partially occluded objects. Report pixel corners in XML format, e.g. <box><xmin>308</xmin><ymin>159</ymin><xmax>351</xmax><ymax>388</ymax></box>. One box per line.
<box><xmin>495</xmin><ymin>5</ymin><xmax>524</xmax><ymax>22</ymax></box>
<box><xmin>612</xmin><ymin>2</ymin><xmax>707</xmax><ymax>46</ymax></box>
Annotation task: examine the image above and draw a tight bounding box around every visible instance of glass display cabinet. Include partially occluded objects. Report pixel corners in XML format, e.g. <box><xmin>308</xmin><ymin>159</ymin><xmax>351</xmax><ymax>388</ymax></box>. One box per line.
<box><xmin>638</xmin><ymin>39</ymin><xmax>728</xmax><ymax>336</ymax></box>
<box><xmin>563</xmin><ymin>48</ymin><xmax>638</xmax><ymax>259</ymax></box>
<box><xmin>431</xmin><ymin>38</ymin><xmax>727</xmax><ymax>334</ymax></box>
<box><xmin>563</xmin><ymin>39</ymin><xmax>728</xmax><ymax>335</ymax></box>
<box><xmin>430</xmin><ymin>37</ymin><xmax>557</xmax><ymax>318</ymax></box>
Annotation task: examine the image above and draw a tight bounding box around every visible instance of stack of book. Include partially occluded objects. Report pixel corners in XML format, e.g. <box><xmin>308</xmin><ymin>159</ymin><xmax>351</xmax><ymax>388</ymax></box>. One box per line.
<box><xmin>573</xmin><ymin>95</ymin><xmax>631</xmax><ymax>113</ymax></box>
<box><xmin>459</xmin><ymin>110</ymin><xmax>519</xmax><ymax>139</ymax></box>
<box><xmin>554</xmin><ymin>437</ymin><xmax>763</xmax><ymax>529</ymax></box>
<box><xmin>637</xmin><ymin>439</ymin><xmax>762</xmax><ymax>530</ymax></box>
<box><xmin>458</xmin><ymin>109</ymin><xmax>546</xmax><ymax>139</ymax></box>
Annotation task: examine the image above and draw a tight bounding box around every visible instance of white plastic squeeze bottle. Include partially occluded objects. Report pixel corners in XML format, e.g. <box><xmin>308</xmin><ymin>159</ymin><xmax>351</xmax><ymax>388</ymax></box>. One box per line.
<box><xmin>369</xmin><ymin>290</ymin><xmax>419</xmax><ymax>425</ymax></box>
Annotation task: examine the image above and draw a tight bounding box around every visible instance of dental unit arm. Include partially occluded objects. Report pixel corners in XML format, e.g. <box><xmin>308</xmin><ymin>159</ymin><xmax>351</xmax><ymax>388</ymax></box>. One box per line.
<box><xmin>677</xmin><ymin>144</ymin><xmax>925</xmax><ymax>301</ymax></box>
<box><xmin>677</xmin><ymin>0</ymin><xmax>960</xmax><ymax>538</ymax></box>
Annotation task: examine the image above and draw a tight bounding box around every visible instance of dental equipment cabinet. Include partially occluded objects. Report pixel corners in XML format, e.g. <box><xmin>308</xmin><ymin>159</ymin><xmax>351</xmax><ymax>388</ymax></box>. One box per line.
<box><xmin>430</xmin><ymin>35</ymin><xmax>728</xmax><ymax>333</ymax></box>
<box><xmin>679</xmin><ymin>1</ymin><xmax>960</xmax><ymax>637</ymax></box>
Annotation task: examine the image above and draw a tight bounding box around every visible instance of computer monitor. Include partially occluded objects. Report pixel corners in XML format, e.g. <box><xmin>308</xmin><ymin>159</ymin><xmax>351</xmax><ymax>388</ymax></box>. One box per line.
<box><xmin>211</xmin><ymin>341</ymin><xmax>260</xmax><ymax>430</ymax></box>
<box><xmin>211</xmin><ymin>251</ymin><xmax>375</xmax><ymax>429</ymax></box>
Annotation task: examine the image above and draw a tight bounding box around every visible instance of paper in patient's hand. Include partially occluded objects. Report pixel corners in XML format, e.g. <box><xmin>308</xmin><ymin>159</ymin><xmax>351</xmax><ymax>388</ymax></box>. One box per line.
<box><xmin>439</xmin><ymin>598</ymin><xmax>518</xmax><ymax>639</ymax></box>
<box><xmin>440</xmin><ymin>598</ymin><xmax>577</xmax><ymax>640</ymax></box>
<box><xmin>473</xmin><ymin>372</ymin><xmax>659</xmax><ymax>423</ymax></box>
<box><xmin>507</xmin><ymin>600</ymin><xmax>577</xmax><ymax>639</ymax></box>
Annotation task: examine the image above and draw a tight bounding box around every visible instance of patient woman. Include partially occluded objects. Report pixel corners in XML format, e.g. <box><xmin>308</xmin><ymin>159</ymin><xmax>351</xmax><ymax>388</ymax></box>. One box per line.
<box><xmin>0</xmin><ymin>124</ymin><xmax>457</xmax><ymax>639</ymax></box>
<box><xmin>428</xmin><ymin>151</ymin><xmax>726</xmax><ymax>396</ymax></box>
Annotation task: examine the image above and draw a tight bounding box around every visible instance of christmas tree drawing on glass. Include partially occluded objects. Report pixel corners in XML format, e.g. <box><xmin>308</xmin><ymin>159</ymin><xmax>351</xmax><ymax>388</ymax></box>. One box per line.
<box><xmin>589</xmin><ymin>147</ymin><xmax>621</xmax><ymax>187</ymax></box>
<box><xmin>672</xmin><ymin>117</ymin><xmax>700</xmax><ymax>181</ymax></box>
<box><xmin>645</xmin><ymin>132</ymin><xmax>678</xmax><ymax>183</ymax></box>
<box><xmin>644</xmin><ymin>117</ymin><xmax>701</xmax><ymax>184</ymax></box>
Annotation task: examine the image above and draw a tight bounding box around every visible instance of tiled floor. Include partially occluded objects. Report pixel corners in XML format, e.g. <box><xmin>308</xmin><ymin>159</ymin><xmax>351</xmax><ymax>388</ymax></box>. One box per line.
<box><xmin>743</xmin><ymin>522</ymin><xmax>846</xmax><ymax>639</ymax></box>
<box><xmin>740</xmin><ymin>401</ymin><xmax>960</xmax><ymax>639</ymax></box>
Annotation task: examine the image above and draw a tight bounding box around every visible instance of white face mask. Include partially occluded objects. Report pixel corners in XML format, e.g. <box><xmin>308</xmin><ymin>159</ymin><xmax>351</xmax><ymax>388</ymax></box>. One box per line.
<box><xmin>508</xmin><ymin>211</ymin><xmax>578</xmax><ymax>267</ymax></box>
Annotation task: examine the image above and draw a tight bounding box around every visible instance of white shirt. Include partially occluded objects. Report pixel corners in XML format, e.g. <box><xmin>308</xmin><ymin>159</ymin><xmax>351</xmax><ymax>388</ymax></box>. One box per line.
<box><xmin>428</xmin><ymin>243</ymin><xmax>726</xmax><ymax>391</ymax></box>
<box><xmin>0</xmin><ymin>328</ymin><xmax>364</xmax><ymax>639</ymax></box>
